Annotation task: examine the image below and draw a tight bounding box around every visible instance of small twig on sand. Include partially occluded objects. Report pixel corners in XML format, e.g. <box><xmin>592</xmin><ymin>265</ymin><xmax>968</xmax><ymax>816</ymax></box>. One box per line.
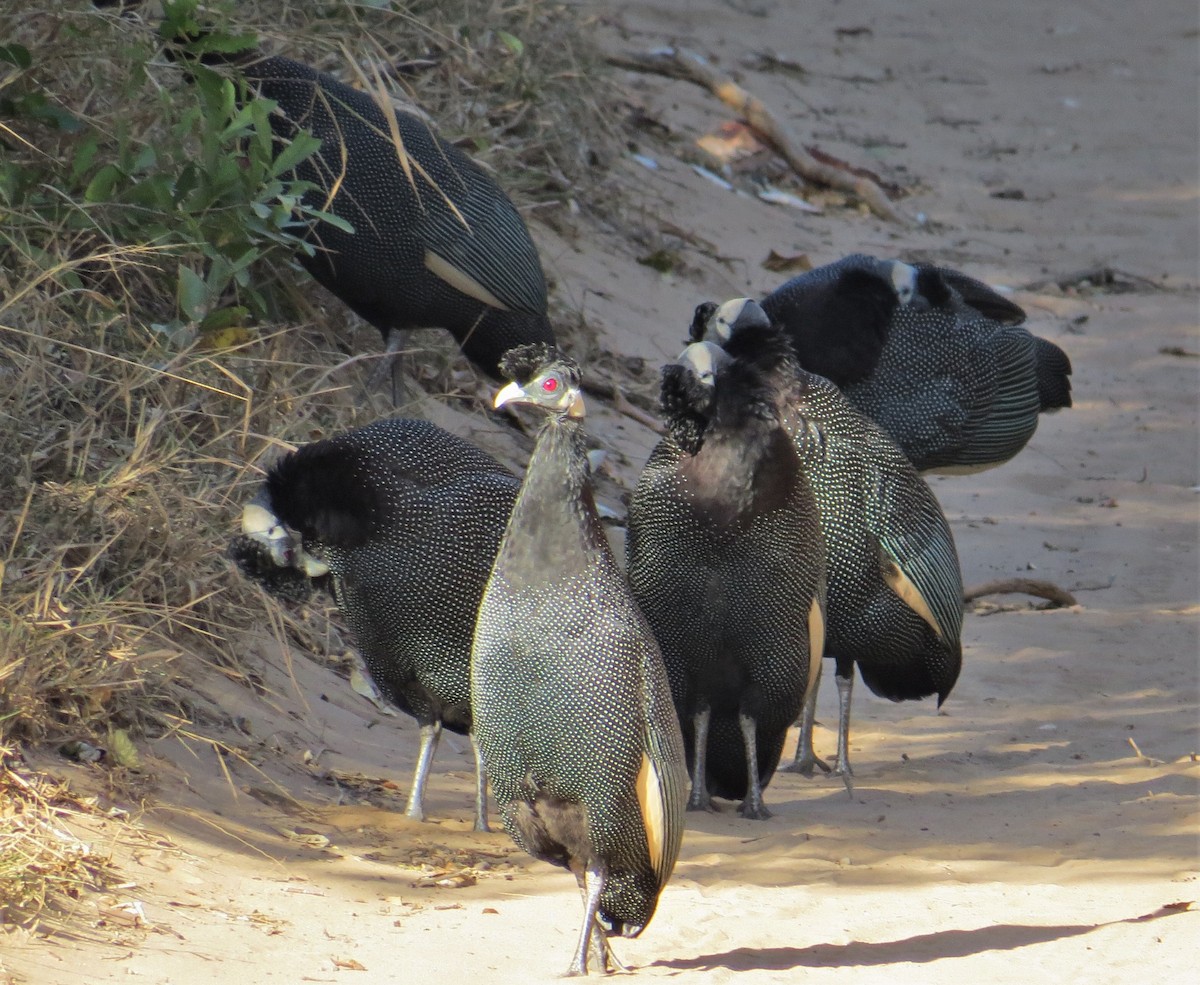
<box><xmin>1127</xmin><ymin>737</ymin><xmax>1164</xmax><ymax>767</ymax></box>
<box><xmin>963</xmin><ymin>578</ymin><xmax>1078</xmax><ymax>607</ymax></box>
<box><xmin>608</xmin><ymin>47</ymin><xmax>913</xmax><ymax>226</ymax></box>
<box><xmin>1027</xmin><ymin>266</ymin><xmax>1165</xmax><ymax>293</ymax></box>
<box><xmin>582</xmin><ymin>376</ymin><xmax>665</xmax><ymax>433</ymax></box>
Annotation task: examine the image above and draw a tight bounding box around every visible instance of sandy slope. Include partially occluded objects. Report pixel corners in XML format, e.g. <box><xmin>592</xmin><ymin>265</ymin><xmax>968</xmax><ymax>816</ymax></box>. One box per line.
<box><xmin>4</xmin><ymin>0</ymin><xmax>1197</xmax><ymax>982</ymax></box>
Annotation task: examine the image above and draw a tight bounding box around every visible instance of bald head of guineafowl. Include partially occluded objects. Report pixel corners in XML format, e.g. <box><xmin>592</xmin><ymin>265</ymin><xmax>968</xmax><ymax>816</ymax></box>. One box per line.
<box><xmin>167</xmin><ymin>34</ymin><xmax>554</xmax><ymax>385</ymax></box>
<box><xmin>228</xmin><ymin>417</ymin><xmax>520</xmax><ymax>832</ymax></box>
<box><xmin>471</xmin><ymin>343</ymin><xmax>687</xmax><ymax>975</ymax></box>
<box><xmin>690</xmin><ymin>298</ymin><xmax>964</xmax><ymax>782</ymax></box>
<box><xmin>695</xmin><ymin>253</ymin><xmax>1073</xmax><ymax>473</ymax></box>
<box><xmin>627</xmin><ymin>328</ymin><xmax>826</xmax><ymax>820</ymax></box>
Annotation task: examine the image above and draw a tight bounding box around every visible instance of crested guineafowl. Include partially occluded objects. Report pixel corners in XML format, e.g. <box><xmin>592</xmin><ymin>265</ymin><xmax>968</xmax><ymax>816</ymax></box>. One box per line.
<box><xmin>626</xmin><ymin>338</ymin><xmax>826</xmax><ymax>820</ymax></box>
<box><xmin>229</xmin><ymin>417</ymin><xmax>519</xmax><ymax>830</ymax></box>
<box><xmin>168</xmin><ymin>35</ymin><xmax>554</xmax><ymax>393</ymax></box>
<box><xmin>693</xmin><ymin>299</ymin><xmax>964</xmax><ymax>779</ymax></box>
<box><xmin>471</xmin><ymin>343</ymin><xmax>687</xmax><ymax>976</ymax></box>
<box><xmin>695</xmin><ymin>252</ymin><xmax>1072</xmax><ymax>473</ymax></box>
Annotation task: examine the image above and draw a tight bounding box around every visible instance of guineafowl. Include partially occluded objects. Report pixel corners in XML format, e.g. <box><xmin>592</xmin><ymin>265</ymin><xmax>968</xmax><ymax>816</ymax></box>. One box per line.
<box><xmin>471</xmin><ymin>344</ymin><xmax>687</xmax><ymax>976</ymax></box>
<box><xmin>169</xmin><ymin>36</ymin><xmax>554</xmax><ymax>392</ymax></box>
<box><xmin>695</xmin><ymin>253</ymin><xmax>1073</xmax><ymax>473</ymax></box>
<box><xmin>229</xmin><ymin>417</ymin><xmax>519</xmax><ymax>830</ymax></box>
<box><xmin>693</xmin><ymin>299</ymin><xmax>964</xmax><ymax>779</ymax></box>
<box><xmin>627</xmin><ymin>336</ymin><xmax>826</xmax><ymax>819</ymax></box>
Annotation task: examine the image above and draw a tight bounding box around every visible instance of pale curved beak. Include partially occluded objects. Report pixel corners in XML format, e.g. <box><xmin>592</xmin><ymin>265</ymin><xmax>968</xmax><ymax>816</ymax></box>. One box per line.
<box><xmin>493</xmin><ymin>380</ymin><xmax>526</xmax><ymax>409</ymax></box>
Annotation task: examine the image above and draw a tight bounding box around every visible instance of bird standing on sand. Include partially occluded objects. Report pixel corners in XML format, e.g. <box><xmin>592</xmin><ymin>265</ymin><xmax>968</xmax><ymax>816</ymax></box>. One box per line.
<box><xmin>696</xmin><ymin>252</ymin><xmax>1073</xmax><ymax>474</ymax></box>
<box><xmin>170</xmin><ymin>38</ymin><xmax>554</xmax><ymax>389</ymax></box>
<box><xmin>471</xmin><ymin>343</ymin><xmax>687</xmax><ymax>976</ymax></box>
<box><xmin>229</xmin><ymin>417</ymin><xmax>519</xmax><ymax>830</ymax></box>
<box><xmin>693</xmin><ymin>300</ymin><xmax>964</xmax><ymax>779</ymax></box>
<box><xmin>626</xmin><ymin>337</ymin><xmax>826</xmax><ymax>820</ymax></box>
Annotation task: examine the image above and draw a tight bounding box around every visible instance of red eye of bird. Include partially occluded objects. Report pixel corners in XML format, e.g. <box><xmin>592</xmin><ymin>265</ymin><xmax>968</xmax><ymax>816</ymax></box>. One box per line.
<box><xmin>541</xmin><ymin>376</ymin><xmax>559</xmax><ymax>393</ymax></box>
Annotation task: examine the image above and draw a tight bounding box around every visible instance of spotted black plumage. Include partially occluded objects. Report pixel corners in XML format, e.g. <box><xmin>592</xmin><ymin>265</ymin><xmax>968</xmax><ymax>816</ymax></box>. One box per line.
<box><xmin>229</xmin><ymin>417</ymin><xmax>519</xmax><ymax>830</ymax></box>
<box><xmin>693</xmin><ymin>301</ymin><xmax>964</xmax><ymax>778</ymax></box>
<box><xmin>175</xmin><ymin>42</ymin><xmax>554</xmax><ymax>380</ymax></box>
<box><xmin>471</xmin><ymin>344</ymin><xmax>687</xmax><ymax>976</ymax></box>
<box><xmin>626</xmin><ymin>336</ymin><xmax>826</xmax><ymax>820</ymax></box>
<box><xmin>696</xmin><ymin>253</ymin><xmax>1073</xmax><ymax>473</ymax></box>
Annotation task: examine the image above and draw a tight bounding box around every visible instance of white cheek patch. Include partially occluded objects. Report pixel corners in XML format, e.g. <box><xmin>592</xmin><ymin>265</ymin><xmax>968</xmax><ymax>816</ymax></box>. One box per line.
<box><xmin>242</xmin><ymin>501</ymin><xmax>282</xmax><ymax>537</ymax></box>
<box><xmin>890</xmin><ymin>261</ymin><xmax>918</xmax><ymax>304</ymax></box>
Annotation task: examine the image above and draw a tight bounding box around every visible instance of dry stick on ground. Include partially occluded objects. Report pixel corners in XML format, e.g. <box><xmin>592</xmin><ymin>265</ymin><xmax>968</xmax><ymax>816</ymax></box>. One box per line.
<box><xmin>963</xmin><ymin>578</ymin><xmax>1078</xmax><ymax>607</ymax></box>
<box><xmin>582</xmin><ymin>376</ymin><xmax>665</xmax><ymax>433</ymax></box>
<box><xmin>608</xmin><ymin>47</ymin><xmax>913</xmax><ymax>226</ymax></box>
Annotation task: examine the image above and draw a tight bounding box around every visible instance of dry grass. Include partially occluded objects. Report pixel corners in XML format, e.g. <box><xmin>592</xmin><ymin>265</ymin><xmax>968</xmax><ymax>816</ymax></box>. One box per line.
<box><xmin>0</xmin><ymin>746</ymin><xmax>121</xmax><ymax>932</ymax></box>
<box><xmin>0</xmin><ymin>0</ymin><xmax>622</xmax><ymax>934</ymax></box>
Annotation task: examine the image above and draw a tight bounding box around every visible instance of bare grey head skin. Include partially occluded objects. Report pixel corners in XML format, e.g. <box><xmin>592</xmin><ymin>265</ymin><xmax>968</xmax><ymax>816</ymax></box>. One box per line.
<box><xmin>695</xmin><ymin>297</ymin><xmax>773</xmax><ymax>346</ymax></box>
<box><xmin>674</xmin><ymin>339</ymin><xmax>733</xmax><ymax>386</ymax></box>
<box><xmin>240</xmin><ymin>491</ymin><xmax>330</xmax><ymax>577</ymax></box>
<box><xmin>492</xmin><ymin>360</ymin><xmax>587</xmax><ymax>419</ymax></box>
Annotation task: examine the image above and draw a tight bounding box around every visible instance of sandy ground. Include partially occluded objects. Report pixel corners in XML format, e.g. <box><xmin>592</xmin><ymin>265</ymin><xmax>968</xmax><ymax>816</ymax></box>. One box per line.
<box><xmin>4</xmin><ymin>0</ymin><xmax>1198</xmax><ymax>982</ymax></box>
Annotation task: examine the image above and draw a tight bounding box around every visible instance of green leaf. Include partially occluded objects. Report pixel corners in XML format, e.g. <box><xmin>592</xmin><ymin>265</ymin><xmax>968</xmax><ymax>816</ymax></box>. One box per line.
<box><xmin>131</xmin><ymin>144</ymin><xmax>158</xmax><ymax>174</ymax></box>
<box><xmin>498</xmin><ymin>31</ymin><xmax>524</xmax><ymax>56</ymax></box>
<box><xmin>198</xmin><ymin>305</ymin><xmax>250</xmax><ymax>334</ymax></box>
<box><xmin>0</xmin><ymin>43</ymin><xmax>31</xmax><ymax>69</ymax></box>
<box><xmin>306</xmin><ymin>208</ymin><xmax>355</xmax><ymax>234</ymax></box>
<box><xmin>269</xmin><ymin>131</ymin><xmax>321</xmax><ymax>179</ymax></box>
<box><xmin>189</xmin><ymin>31</ymin><xmax>258</xmax><ymax>58</ymax></box>
<box><xmin>70</xmin><ymin>133</ymin><xmax>100</xmax><ymax>183</ymax></box>
<box><xmin>83</xmin><ymin>164</ymin><xmax>124</xmax><ymax>203</ymax></box>
<box><xmin>107</xmin><ymin>728</ymin><xmax>141</xmax><ymax>770</ymax></box>
<box><xmin>177</xmin><ymin>266</ymin><xmax>209</xmax><ymax>321</ymax></box>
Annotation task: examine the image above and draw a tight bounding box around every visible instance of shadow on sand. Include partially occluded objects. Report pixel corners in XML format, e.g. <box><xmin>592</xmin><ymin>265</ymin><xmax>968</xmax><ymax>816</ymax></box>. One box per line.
<box><xmin>651</xmin><ymin>903</ymin><xmax>1193</xmax><ymax>971</ymax></box>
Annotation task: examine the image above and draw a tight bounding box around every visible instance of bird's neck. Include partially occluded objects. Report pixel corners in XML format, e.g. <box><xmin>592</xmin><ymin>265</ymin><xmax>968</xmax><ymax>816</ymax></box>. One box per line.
<box><xmin>503</xmin><ymin>417</ymin><xmax>611</xmax><ymax>572</ymax></box>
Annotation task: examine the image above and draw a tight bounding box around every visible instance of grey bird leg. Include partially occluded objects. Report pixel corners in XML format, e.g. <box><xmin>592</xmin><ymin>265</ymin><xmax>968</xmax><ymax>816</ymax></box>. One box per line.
<box><xmin>781</xmin><ymin>659</ymin><xmax>832</xmax><ymax>776</ymax></box>
<box><xmin>686</xmin><ymin>706</ymin><xmax>715</xmax><ymax>812</ymax></box>
<box><xmin>566</xmin><ymin>862</ymin><xmax>609</xmax><ymax>977</ymax></box>
<box><xmin>470</xmin><ymin>735</ymin><xmax>490</xmax><ymax>833</ymax></box>
<box><xmin>405</xmin><ymin>721</ymin><xmax>441</xmax><ymax>822</ymax></box>
<box><xmin>737</xmin><ymin>712</ymin><xmax>772</xmax><ymax>820</ymax></box>
<box><xmin>833</xmin><ymin>670</ymin><xmax>855</xmax><ymax>795</ymax></box>
<box><xmin>366</xmin><ymin>327</ymin><xmax>411</xmax><ymax>405</ymax></box>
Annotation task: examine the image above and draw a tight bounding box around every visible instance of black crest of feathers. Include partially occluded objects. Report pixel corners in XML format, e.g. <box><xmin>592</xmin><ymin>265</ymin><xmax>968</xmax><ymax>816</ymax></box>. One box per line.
<box><xmin>163</xmin><ymin>20</ymin><xmax>554</xmax><ymax>380</ymax></box>
<box><xmin>658</xmin><ymin>364</ymin><xmax>714</xmax><ymax>456</ymax></box>
<box><xmin>226</xmin><ymin>538</ymin><xmax>322</xmax><ymax>605</ymax></box>
<box><xmin>670</xmin><ymin>303</ymin><xmax>799</xmax><ymax>454</ymax></box>
<box><xmin>263</xmin><ymin>441</ymin><xmax>381</xmax><ymax>551</ymax></box>
<box><xmin>496</xmin><ymin>341</ymin><xmax>568</xmax><ymax>387</ymax></box>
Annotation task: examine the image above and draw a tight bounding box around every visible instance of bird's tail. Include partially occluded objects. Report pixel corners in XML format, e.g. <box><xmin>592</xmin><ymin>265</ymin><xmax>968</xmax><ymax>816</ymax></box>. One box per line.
<box><xmin>1033</xmin><ymin>336</ymin><xmax>1074</xmax><ymax>411</ymax></box>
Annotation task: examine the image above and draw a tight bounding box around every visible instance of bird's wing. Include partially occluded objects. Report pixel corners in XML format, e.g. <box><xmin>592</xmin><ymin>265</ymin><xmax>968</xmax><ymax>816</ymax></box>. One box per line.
<box><xmin>917</xmin><ymin>263</ymin><xmax>1027</xmax><ymax>324</ymax></box>
<box><xmin>637</xmin><ymin>630</ymin><xmax>687</xmax><ymax>887</ymax></box>
<box><xmin>410</xmin><ymin>134</ymin><xmax>548</xmax><ymax>315</ymax></box>
<box><xmin>863</xmin><ymin>456</ymin><xmax>964</xmax><ymax>645</ymax></box>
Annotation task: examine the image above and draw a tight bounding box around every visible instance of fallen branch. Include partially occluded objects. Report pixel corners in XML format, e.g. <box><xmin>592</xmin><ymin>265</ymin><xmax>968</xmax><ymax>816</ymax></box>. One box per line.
<box><xmin>609</xmin><ymin>47</ymin><xmax>913</xmax><ymax>226</ymax></box>
<box><xmin>963</xmin><ymin>578</ymin><xmax>1078</xmax><ymax>607</ymax></box>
